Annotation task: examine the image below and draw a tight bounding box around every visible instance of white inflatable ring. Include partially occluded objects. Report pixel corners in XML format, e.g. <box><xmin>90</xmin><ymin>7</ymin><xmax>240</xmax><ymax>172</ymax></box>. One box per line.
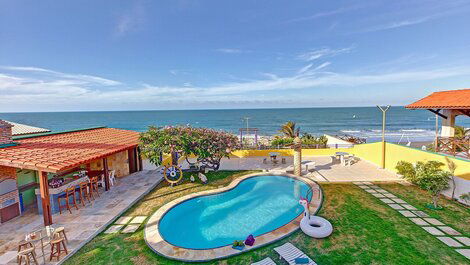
<box><xmin>300</xmin><ymin>216</ymin><xmax>333</xmax><ymax>238</ymax></box>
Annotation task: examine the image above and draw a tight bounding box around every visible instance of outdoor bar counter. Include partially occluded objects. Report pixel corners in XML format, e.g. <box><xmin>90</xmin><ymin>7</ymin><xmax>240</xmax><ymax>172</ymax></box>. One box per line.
<box><xmin>35</xmin><ymin>176</ymin><xmax>89</xmax><ymax>214</ymax></box>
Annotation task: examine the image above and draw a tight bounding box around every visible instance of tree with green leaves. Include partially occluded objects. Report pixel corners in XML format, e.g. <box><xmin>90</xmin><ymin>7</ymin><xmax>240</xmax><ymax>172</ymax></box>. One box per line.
<box><xmin>279</xmin><ymin>121</ymin><xmax>299</xmax><ymax>138</ymax></box>
<box><xmin>139</xmin><ymin>126</ymin><xmax>239</xmax><ymax>171</ymax></box>
<box><xmin>396</xmin><ymin>160</ymin><xmax>451</xmax><ymax>209</ymax></box>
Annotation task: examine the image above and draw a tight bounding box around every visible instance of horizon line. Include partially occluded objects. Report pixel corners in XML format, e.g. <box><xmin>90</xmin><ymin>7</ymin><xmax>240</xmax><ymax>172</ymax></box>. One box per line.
<box><xmin>0</xmin><ymin>105</ymin><xmax>406</xmax><ymax>114</ymax></box>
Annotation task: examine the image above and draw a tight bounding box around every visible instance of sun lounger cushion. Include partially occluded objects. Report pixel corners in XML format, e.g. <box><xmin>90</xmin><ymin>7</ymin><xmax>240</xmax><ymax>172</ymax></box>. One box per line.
<box><xmin>294</xmin><ymin>257</ymin><xmax>310</xmax><ymax>264</ymax></box>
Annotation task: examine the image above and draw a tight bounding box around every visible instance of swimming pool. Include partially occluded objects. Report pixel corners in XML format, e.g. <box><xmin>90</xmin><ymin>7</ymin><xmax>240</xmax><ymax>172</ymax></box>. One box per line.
<box><xmin>158</xmin><ymin>175</ymin><xmax>312</xmax><ymax>249</ymax></box>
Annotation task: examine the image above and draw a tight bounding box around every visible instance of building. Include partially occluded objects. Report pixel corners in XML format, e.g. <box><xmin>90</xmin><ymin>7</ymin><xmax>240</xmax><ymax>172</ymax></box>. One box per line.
<box><xmin>406</xmin><ymin>88</ymin><xmax>470</xmax><ymax>159</ymax></box>
<box><xmin>3</xmin><ymin>120</ymin><xmax>50</xmax><ymax>136</ymax></box>
<box><xmin>0</xmin><ymin>120</ymin><xmax>143</xmax><ymax>225</ymax></box>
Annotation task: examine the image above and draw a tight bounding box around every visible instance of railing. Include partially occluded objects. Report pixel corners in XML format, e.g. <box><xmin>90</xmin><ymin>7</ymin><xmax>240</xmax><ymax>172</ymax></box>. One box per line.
<box><xmin>437</xmin><ymin>136</ymin><xmax>470</xmax><ymax>159</ymax></box>
<box><xmin>334</xmin><ymin>134</ymin><xmax>367</xmax><ymax>144</ymax></box>
<box><xmin>239</xmin><ymin>144</ymin><xmax>328</xmax><ymax>150</ymax></box>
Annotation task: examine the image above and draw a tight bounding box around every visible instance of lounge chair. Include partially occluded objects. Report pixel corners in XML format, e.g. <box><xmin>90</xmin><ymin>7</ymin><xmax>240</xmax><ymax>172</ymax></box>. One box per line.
<box><xmin>274</xmin><ymin>242</ymin><xmax>317</xmax><ymax>265</ymax></box>
<box><xmin>251</xmin><ymin>257</ymin><xmax>276</xmax><ymax>265</ymax></box>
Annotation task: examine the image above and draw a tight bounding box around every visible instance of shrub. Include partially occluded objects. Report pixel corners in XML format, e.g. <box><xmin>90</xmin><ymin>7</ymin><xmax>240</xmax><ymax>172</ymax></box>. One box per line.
<box><xmin>396</xmin><ymin>160</ymin><xmax>451</xmax><ymax>209</ymax></box>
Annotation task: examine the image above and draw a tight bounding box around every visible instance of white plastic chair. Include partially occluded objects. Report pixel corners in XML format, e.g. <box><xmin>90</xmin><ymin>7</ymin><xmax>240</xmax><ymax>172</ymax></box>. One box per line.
<box><xmin>251</xmin><ymin>257</ymin><xmax>276</xmax><ymax>265</ymax></box>
<box><xmin>274</xmin><ymin>242</ymin><xmax>317</xmax><ymax>265</ymax></box>
<box><xmin>109</xmin><ymin>170</ymin><xmax>116</xmax><ymax>186</ymax></box>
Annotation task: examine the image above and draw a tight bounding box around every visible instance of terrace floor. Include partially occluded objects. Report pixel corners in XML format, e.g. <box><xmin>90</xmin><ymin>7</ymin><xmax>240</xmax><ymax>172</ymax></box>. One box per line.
<box><xmin>182</xmin><ymin>155</ymin><xmax>402</xmax><ymax>183</ymax></box>
<box><xmin>0</xmin><ymin>169</ymin><xmax>162</xmax><ymax>265</ymax></box>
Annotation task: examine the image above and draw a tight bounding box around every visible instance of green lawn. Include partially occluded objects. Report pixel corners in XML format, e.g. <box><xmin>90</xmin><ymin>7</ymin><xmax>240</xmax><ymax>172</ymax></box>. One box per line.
<box><xmin>65</xmin><ymin>171</ymin><xmax>469</xmax><ymax>265</ymax></box>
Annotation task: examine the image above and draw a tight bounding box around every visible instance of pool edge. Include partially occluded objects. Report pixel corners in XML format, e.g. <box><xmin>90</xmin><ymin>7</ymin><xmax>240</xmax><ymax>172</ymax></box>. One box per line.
<box><xmin>144</xmin><ymin>172</ymin><xmax>323</xmax><ymax>262</ymax></box>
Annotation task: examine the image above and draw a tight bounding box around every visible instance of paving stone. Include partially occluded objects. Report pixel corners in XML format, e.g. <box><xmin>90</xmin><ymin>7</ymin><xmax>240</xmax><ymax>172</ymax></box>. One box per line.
<box><xmin>412</xmin><ymin>211</ymin><xmax>429</xmax><ymax>218</ymax></box>
<box><xmin>115</xmin><ymin>216</ymin><xmax>133</xmax><ymax>225</ymax></box>
<box><xmin>383</xmin><ymin>193</ymin><xmax>397</xmax><ymax>199</ymax></box>
<box><xmin>392</xmin><ymin>198</ymin><xmax>407</xmax><ymax>204</ymax></box>
<box><xmin>423</xmin><ymin>218</ymin><xmax>445</xmax><ymax>226</ymax></box>
<box><xmin>422</xmin><ymin>226</ymin><xmax>445</xmax><ymax>236</ymax></box>
<box><xmin>455</xmin><ymin>236</ymin><xmax>470</xmax><ymax>247</ymax></box>
<box><xmin>437</xmin><ymin>226</ymin><xmax>461</xmax><ymax>236</ymax></box>
<box><xmin>368</xmin><ymin>185</ymin><xmax>380</xmax><ymax>189</ymax></box>
<box><xmin>122</xmin><ymin>224</ymin><xmax>140</xmax><ymax>233</ymax></box>
<box><xmin>371</xmin><ymin>193</ymin><xmax>386</xmax><ymax>198</ymax></box>
<box><xmin>409</xmin><ymin>218</ymin><xmax>429</xmax><ymax>226</ymax></box>
<box><xmin>435</xmin><ymin>236</ymin><xmax>463</xmax><ymax>247</ymax></box>
<box><xmin>130</xmin><ymin>216</ymin><xmax>147</xmax><ymax>224</ymax></box>
<box><xmin>362</xmin><ymin>182</ymin><xmax>373</xmax><ymax>185</ymax></box>
<box><xmin>104</xmin><ymin>225</ymin><xmax>123</xmax><ymax>234</ymax></box>
<box><xmin>401</xmin><ymin>204</ymin><xmax>418</xmax><ymax>210</ymax></box>
<box><xmin>380</xmin><ymin>198</ymin><xmax>395</xmax><ymax>204</ymax></box>
<box><xmin>454</xmin><ymin>237</ymin><xmax>470</xmax><ymax>246</ymax></box>
<box><xmin>455</xmin><ymin>249</ymin><xmax>470</xmax><ymax>260</ymax></box>
<box><xmin>398</xmin><ymin>210</ymin><xmax>416</xmax><ymax>217</ymax></box>
<box><xmin>0</xmin><ymin>251</ymin><xmax>17</xmax><ymax>264</ymax></box>
<box><xmin>357</xmin><ymin>185</ymin><xmax>369</xmax><ymax>189</ymax></box>
<box><xmin>389</xmin><ymin>204</ymin><xmax>405</xmax><ymax>210</ymax></box>
<box><xmin>375</xmin><ymin>188</ymin><xmax>387</xmax><ymax>193</ymax></box>
<box><xmin>364</xmin><ymin>189</ymin><xmax>376</xmax><ymax>193</ymax></box>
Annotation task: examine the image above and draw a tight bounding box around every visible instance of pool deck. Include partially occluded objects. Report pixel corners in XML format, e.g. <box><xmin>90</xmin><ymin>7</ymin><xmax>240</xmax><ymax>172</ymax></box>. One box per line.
<box><xmin>182</xmin><ymin>155</ymin><xmax>403</xmax><ymax>183</ymax></box>
<box><xmin>144</xmin><ymin>172</ymin><xmax>323</xmax><ymax>262</ymax></box>
<box><xmin>0</xmin><ymin>169</ymin><xmax>163</xmax><ymax>265</ymax></box>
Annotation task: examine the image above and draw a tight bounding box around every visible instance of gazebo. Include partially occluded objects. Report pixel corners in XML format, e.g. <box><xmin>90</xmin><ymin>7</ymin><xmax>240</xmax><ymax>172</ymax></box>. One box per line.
<box><xmin>0</xmin><ymin>125</ymin><xmax>142</xmax><ymax>225</ymax></box>
<box><xmin>406</xmin><ymin>89</ymin><xmax>470</xmax><ymax>159</ymax></box>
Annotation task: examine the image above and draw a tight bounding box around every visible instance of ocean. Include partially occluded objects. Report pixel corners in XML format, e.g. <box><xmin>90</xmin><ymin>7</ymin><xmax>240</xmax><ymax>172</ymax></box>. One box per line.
<box><xmin>1</xmin><ymin>107</ymin><xmax>469</xmax><ymax>143</ymax></box>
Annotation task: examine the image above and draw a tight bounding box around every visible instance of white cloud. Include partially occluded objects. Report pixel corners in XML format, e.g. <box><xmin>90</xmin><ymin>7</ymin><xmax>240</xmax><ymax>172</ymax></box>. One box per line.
<box><xmin>285</xmin><ymin>6</ymin><xmax>361</xmax><ymax>24</ymax></box>
<box><xmin>216</xmin><ymin>48</ymin><xmax>250</xmax><ymax>54</ymax></box>
<box><xmin>115</xmin><ymin>1</ymin><xmax>146</xmax><ymax>37</ymax></box>
<box><xmin>0</xmin><ymin>65</ymin><xmax>121</xmax><ymax>86</ymax></box>
<box><xmin>2</xmin><ymin>64</ymin><xmax>470</xmax><ymax>111</ymax></box>
<box><xmin>298</xmin><ymin>47</ymin><xmax>353</xmax><ymax>62</ymax></box>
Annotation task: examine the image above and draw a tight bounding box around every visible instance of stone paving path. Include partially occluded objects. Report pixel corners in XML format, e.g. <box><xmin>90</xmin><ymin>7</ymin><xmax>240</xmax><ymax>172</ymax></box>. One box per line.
<box><xmin>354</xmin><ymin>182</ymin><xmax>470</xmax><ymax>260</ymax></box>
<box><xmin>104</xmin><ymin>215</ymin><xmax>148</xmax><ymax>234</ymax></box>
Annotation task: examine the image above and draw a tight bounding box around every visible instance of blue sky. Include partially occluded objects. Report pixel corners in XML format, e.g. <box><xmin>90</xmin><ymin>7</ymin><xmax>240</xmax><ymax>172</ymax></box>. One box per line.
<box><xmin>1</xmin><ymin>0</ymin><xmax>470</xmax><ymax>112</ymax></box>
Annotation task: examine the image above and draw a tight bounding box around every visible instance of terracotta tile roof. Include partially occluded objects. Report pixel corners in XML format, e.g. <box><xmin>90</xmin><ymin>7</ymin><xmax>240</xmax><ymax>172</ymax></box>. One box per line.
<box><xmin>0</xmin><ymin>127</ymin><xmax>140</xmax><ymax>172</ymax></box>
<box><xmin>406</xmin><ymin>89</ymin><xmax>470</xmax><ymax>109</ymax></box>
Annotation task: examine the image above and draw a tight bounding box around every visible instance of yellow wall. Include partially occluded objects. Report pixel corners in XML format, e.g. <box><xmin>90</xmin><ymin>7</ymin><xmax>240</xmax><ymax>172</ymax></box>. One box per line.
<box><xmin>231</xmin><ymin>143</ymin><xmax>470</xmax><ymax>180</ymax></box>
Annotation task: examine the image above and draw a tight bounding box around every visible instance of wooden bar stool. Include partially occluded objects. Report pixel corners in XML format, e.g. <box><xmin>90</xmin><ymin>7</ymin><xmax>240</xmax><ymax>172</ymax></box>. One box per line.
<box><xmin>58</xmin><ymin>187</ymin><xmax>79</xmax><ymax>214</ymax></box>
<box><xmin>76</xmin><ymin>181</ymin><xmax>91</xmax><ymax>206</ymax></box>
<box><xmin>89</xmin><ymin>177</ymin><xmax>100</xmax><ymax>199</ymax></box>
<box><xmin>17</xmin><ymin>247</ymin><xmax>38</xmax><ymax>265</ymax></box>
<box><xmin>49</xmin><ymin>233</ymin><xmax>68</xmax><ymax>261</ymax></box>
<box><xmin>54</xmin><ymin>227</ymin><xmax>68</xmax><ymax>243</ymax></box>
<box><xmin>17</xmin><ymin>241</ymin><xmax>34</xmax><ymax>264</ymax></box>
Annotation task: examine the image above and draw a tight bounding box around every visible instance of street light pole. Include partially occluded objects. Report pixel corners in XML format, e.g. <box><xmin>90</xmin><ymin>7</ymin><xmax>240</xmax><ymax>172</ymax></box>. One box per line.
<box><xmin>377</xmin><ymin>105</ymin><xmax>391</xmax><ymax>169</ymax></box>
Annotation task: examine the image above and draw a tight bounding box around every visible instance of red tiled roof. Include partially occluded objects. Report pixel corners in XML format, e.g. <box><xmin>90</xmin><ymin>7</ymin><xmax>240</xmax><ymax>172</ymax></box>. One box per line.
<box><xmin>406</xmin><ymin>89</ymin><xmax>470</xmax><ymax>109</ymax></box>
<box><xmin>0</xmin><ymin>128</ymin><xmax>140</xmax><ymax>173</ymax></box>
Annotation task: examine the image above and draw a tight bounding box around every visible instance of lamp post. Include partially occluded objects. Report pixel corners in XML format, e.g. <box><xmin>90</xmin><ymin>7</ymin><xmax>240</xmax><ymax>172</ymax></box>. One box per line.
<box><xmin>377</xmin><ymin>105</ymin><xmax>391</xmax><ymax>169</ymax></box>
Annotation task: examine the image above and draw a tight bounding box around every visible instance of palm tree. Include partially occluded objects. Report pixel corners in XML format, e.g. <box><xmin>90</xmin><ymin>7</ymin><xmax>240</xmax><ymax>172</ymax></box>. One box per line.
<box><xmin>279</xmin><ymin>121</ymin><xmax>300</xmax><ymax>138</ymax></box>
<box><xmin>454</xmin><ymin>126</ymin><xmax>469</xmax><ymax>139</ymax></box>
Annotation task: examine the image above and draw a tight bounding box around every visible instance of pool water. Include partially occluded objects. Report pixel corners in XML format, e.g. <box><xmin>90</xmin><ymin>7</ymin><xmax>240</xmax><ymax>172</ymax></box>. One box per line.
<box><xmin>158</xmin><ymin>175</ymin><xmax>312</xmax><ymax>249</ymax></box>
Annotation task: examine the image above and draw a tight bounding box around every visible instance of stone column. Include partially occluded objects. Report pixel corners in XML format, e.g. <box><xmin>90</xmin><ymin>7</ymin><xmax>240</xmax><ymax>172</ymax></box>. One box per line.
<box><xmin>293</xmin><ymin>137</ymin><xmax>302</xmax><ymax>176</ymax></box>
<box><xmin>441</xmin><ymin>109</ymin><xmax>457</xmax><ymax>137</ymax></box>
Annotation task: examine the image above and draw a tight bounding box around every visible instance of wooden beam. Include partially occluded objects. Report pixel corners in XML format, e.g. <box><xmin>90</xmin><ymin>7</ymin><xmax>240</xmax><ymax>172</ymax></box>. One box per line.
<box><xmin>457</xmin><ymin>109</ymin><xmax>470</xmax><ymax>117</ymax></box>
<box><xmin>38</xmin><ymin>171</ymin><xmax>52</xmax><ymax>226</ymax></box>
<box><xmin>137</xmin><ymin>147</ymin><xmax>143</xmax><ymax>172</ymax></box>
<box><xmin>427</xmin><ymin>109</ymin><xmax>447</xmax><ymax>119</ymax></box>
<box><xmin>103</xmin><ymin>157</ymin><xmax>110</xmax><ymax>191</ymax></box>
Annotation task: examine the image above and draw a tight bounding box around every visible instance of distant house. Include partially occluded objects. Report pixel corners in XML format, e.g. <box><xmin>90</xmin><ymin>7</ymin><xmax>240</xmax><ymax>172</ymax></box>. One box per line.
<box><xmin>3</xmin><ymin>120</ymin><xmax>50</xmax><ymax>136</ymax></box>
